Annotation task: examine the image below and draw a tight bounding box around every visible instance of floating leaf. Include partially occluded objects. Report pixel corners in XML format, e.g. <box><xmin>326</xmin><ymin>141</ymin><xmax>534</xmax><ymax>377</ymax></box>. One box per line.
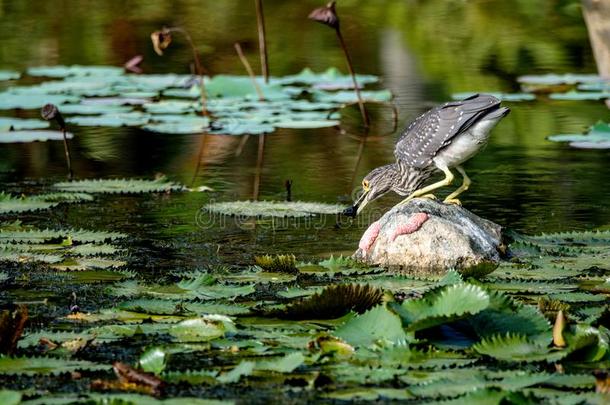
<box><xmin>0</xmin><ymin>192</ymin><xmax>92</xmax><ymax>214</ymax></box>
<box><xmin>0</xmin><ymin>130</ymin><xmax>73</xmax><ymax>144</ymax></box>
<box><xmin>255</xmin><ymin>352</ymin><xmax>305</xmax><ymax>373</ymax></box>
<box><xmin>53</xmin><ymin>178</ymin><xmax>185</xmax><ymax>194</ymax></box>
<box><xmin>203</xmin><ymin>200</ymin><xmax>346</xmax><ymax>218</ymax></box>
<box><xmin>0</xmin><ymin>117</ymin><xmax>50</xmax><ymax>131</ymax></box>
<box><xmin>0</xmin><ymin>71</ymin><xmax>20</xmax><ymax>81</ymax></box>
<box><xmin>335</xmin><ymin>304</ymin><xmax>408</xmax><ymax>347</ymax></box>
<box><xmin>517</xmin><ymin>73</ymin><xmax>600</xmax><ymax>85</ymax></box>
<box><xmin>549</xmin><ymin>90</ymin><xmax>610</xmax><ymax>100</ymax></box>
<box><xmin>392</xmin><ymin>283</ymin><xmax>491</xmax><ymax>332</ymax></box>
<box><xmin>473</xmin><ymin>333</ymin><xmax>565</xmax><ymax>362</ymax></box>
<box><xmin>314</xmin><ymin>89</ymin><xmax>393</xmax><ymax>103</ymax></box>
<box><xmin>0</xmin><ymin>356</ymin><xmax>107</xmax><ymax>375</ymax></box>
<box><xmin>57</xmin><ymin>103</ymin><xmax>134</xmax><ymax>115</ymax></box>
<box><xmin>254</xmin><ymin>254</ymin><xmax>297</xmax><ymax>273</ymax></box>
<box><xmin>139</xmin><ymin>347</ymin><xmax>168</xmax><ymax>375</ymax></box>
<box><xmin>66</xmin><ymin>112</ymin><xmax>151</xmax><ymax>127</ymax></box>
<box><xmin>272</xmin><ymin>284</ymin><xmax>384</xmax><ymax>320</ymax></box>
<box><xmin>27</xmin><ymin>65</ymin><xmax>124</xmax><ymax>78</ymax></box>
<box><xmin>217</xmin><ymin>361</ymin><xmax>255</xmax><ymax>384</ymax></box>
<box><xmin>0</xmin><ymin>93</ymin><xmax>79</xmax><ymax>110</ymax></box>
<box><xmin>452</xmin><ymin>92</ymin><xmax>535</xmax><ymax>102</ymax></box>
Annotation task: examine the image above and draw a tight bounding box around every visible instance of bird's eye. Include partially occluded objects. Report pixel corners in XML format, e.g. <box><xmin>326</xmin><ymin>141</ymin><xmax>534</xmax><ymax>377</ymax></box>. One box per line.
<box><xmin>362</xmin><ymin>180</ymin><xmax>370</xmax><ymax>191</ymax></box>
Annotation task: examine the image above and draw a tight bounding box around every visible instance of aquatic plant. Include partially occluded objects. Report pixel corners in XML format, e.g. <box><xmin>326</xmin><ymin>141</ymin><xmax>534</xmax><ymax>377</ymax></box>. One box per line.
<box><xmin>41</xmin><ymin>104</ymin><xmax>73</xmax><ymax>179</ymax></box>
<box><xmin>151</xmin><ymin>27</ymin><xmax>209</xmax><ymax>116</ymax></box>
<box><xmin>254</xmin><ymin>0</ymin><xmax>269</xmax><ymax>82</ymax></box>
<box><xmin>309</xmin><ymin>1</ymin><xmax>369</xmax><ymax>127</ymax></box>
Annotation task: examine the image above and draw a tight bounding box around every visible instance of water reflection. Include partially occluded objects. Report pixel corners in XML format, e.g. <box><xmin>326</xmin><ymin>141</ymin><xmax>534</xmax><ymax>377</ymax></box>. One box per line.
<box><xmin>0</xmin><ymin>0</ymin><xmax>609</xmax><ymax>263</ymax></box>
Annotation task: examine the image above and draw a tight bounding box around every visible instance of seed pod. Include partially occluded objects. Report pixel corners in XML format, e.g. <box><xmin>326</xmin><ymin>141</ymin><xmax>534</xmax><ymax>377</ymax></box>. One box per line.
<box><xmin>552</xmin><ymin>309</ymin><xmax>566</xmax><ymax>347</ymax></box>
<box><xmin>151</xmin><ymin>29</ymin><xmax>172</xmax><ymax>56</ymax></box>
<box><xmin>41</xmin><ymin>103</ymin><xmax>66</xmax><ymax>130</ymax></box>
<box><xmin>308</xmin><ymin>1</ymin><xmax>339</xmax><ymax>30</ymax></box>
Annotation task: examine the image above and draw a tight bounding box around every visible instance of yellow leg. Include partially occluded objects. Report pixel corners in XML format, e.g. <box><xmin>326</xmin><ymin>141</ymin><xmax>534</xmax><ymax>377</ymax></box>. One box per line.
<box><xmin>397</xmin><ymin>164</ymin><xmax>454</xmax><ymax>206</ymax></box>
<box><xmin>444</xmin><ymin>166</ymin><xmax>470</xmax><ymax>205</ymax></box>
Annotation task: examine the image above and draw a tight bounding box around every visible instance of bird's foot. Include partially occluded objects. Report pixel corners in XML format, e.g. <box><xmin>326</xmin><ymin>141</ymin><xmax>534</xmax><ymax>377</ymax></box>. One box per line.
<box><xmin>420</xmin><ymin>194</ymin><xmax>437</xmax><ymax>200</ymax></box>
<box><xmin>443</xmin><ymin>198</ymin><xmax>462</xmax><ymax>206</ymax></box>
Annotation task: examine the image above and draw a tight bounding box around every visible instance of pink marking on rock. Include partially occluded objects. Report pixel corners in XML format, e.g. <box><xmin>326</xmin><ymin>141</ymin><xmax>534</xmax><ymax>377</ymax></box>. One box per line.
<box><xmin>359</xmin><ymin>220</ymin><xmax>381</xmax><ymax>253</ymax></box>
<box><xmin>390</xmin><ymin>212</ymin><xmax>429</xmax><ymax>242</ymax></box>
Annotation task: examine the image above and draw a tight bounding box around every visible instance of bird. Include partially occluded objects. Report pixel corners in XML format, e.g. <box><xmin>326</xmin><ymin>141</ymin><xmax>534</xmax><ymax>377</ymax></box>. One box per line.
<box><xmin>343</xmin><ymin>94</ymin><xmax>510</xmax><ymax>217</ymax></box>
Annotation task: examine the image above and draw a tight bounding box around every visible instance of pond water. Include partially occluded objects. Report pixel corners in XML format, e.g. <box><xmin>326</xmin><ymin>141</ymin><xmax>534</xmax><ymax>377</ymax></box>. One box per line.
<box><xmin>2</xmin><ymin>0</ymin><xmax>610</xmax><ymax>402</ymax></box>
<box><xmin>0</xmin><ymin>1</ymin><xmax>608</xmax><ymax>286</ymax></box>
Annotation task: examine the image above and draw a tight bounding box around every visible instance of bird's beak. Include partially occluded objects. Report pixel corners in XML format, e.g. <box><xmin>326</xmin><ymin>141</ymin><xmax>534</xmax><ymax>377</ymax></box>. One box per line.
<box><xmin>343</xmin><ymin>188</ymin><xmax>370</xmax><ymax>217</ymax></box>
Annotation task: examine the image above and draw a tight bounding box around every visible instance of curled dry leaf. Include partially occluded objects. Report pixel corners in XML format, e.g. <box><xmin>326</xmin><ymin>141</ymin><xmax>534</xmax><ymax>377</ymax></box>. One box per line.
<box><xmin>0</xmin><ymin>305</ymin><xmax>28</xmax><ymax>354</ymax></box>
<box><xmin>553</xmin><ymin>310</ymin><xmax>566</xmax><ymax>347</ymax></box>
<box><xmin>308</xmin><ymin>1</ymin><xmax>339</xmax><ymax>29</ymax></box>
<box><xmin>151</xmin><ymin>29</ymin><xmax>172</xmax><ymax>56</ymax></box>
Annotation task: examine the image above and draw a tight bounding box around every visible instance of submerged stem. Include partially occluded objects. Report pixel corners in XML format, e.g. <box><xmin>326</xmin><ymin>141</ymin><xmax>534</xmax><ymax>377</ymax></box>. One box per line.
<box><xmin>335</xmin><ymin>28</ymin><xmax>369</xmax><ymax>128</ymax></box>
<box><xmin>253</xmin><ymin>134</ymin><xmax>266</xmax><ymax>200</ymax></box>
<box><xmin>62</xmin><ymin>127</ymin><xmax>73</xmax><ymax>180</ymax></box>
<box><xmin>255</xmin><ymin>0</ymin><xmax>270</xmax><ymax>83</ymax></box>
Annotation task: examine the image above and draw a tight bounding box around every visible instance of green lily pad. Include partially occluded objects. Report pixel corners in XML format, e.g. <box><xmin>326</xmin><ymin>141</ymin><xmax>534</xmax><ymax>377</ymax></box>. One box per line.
<box><xmin>272</xmin><ymin>67</ymin><xmax>378</xmax><ymax>87</ymax></box>
<box><xmin>143</xmin><ymin>116</ymin><xmax>210</xmax><ymax>134</ymax></box>
<box><xmin>27</xmin><ymin>65</ymin><xmax>124</xmax><ymax>78</ymax></box>
<box><xmin>0</xmin><ymin>192</ymin><xmax>91</xmax><ymax>214</ymax></box>
<box><xmin>206</xmin><ymin>75</ymin><xmax>289</xmax><ymax>100</ymax></box>
<box><xmin>517</xmin><ymin>73</ymin><xmax>600</xmax><ymax>85</ymax></box>
<box><xmin>0</xmin><ymin>93</ymin><xmax>79</xmax><ymax>110</ymax></box>
<box><xmin>548</xmin><ymin>90</ymin><xmax>610</xmax><ymax>100</ymax></box>
<box><xmin>0</xmin><ymin>118</ymin><xmax>50</xmax><ymax>131</ymax></box>
<box><xmin>143</xmin><ymin>100</ymin><xmax>198</xmax><ymax>114</ymax></box>
<box><xmin>273</xmin><ymin>119</ymin><xmax>339</xmax><ymax>129</ymax></box>
<box><xmin>203</xmin><ymin>200</ymin><xmax>346</xmax><ymax>217</ymax></box>
<box><xmin>0</xmin><ymin>356</ymin><xmax>108</xmax><ymax>375</ymax></box>
<box><xmin>57</xmin><ymin>103</ymin><xmax>134</xmax><ymax>115</ymax></box>
<box><xmin>452</xmin><ymin>92</ymin><xmax>535</xmax><ymax>102</ymax></box>
<box><xmin>314</xmin><ymin>89</ymin><xmax>392</xmax><ymax>103</ymax></box>
<box><xmin>0</xmin><ymin>70</ymin><xmax>20</xmax><ymax>81</ymax></box>
<box><xmin>8</xmin><ymin>80</ymin><xmax>112</xmax><ymax>96</ymax></box>
<box><xmin>335</xmin><ymin>304</ymin><xmax>408</xmax><ymax>347</ymax></box>
<box><xmin>53</xmin><ymin>177</ymin><xmax>185</xmax><ymax>194</ymax></box>
<box><xmin>548</xmin><ymin>120</ymin><xmax>610</xmax><ymax>148</ymax></box>
<box><xmin>0</xmin><ymin>130</ymin><xmax>73</xmax><ymax>143</ymax></box>
<box><xmin>66</xmin><ymin>112</ymin><xmax>150</xmax><ymax>127</ymax></box>
<box><xmin>208</xmin><ymin>118</ymin><xmax>275</xmax><ymax>135</ymax></box>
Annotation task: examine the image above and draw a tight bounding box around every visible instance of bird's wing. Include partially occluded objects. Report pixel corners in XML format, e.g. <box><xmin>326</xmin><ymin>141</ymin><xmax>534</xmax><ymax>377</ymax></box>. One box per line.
<box><xmin>394</xmin><ymin>94</ymin><xmax>500</xmax><ymax>169</ymax></box>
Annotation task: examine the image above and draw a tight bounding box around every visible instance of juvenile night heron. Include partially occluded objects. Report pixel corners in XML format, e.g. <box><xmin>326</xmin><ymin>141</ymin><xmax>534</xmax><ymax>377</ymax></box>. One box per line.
<box><xmin>344</xmin><ymin>94</ymin><xmax>509</xmax><ymax>217</ymax></box>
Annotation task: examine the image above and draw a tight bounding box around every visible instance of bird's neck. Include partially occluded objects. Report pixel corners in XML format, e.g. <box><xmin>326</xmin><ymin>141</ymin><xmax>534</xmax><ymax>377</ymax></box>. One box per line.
<box><xmin>393</xmin><ymin>164</ymin><xmax>432</xmax><ymax>196</ymax></box>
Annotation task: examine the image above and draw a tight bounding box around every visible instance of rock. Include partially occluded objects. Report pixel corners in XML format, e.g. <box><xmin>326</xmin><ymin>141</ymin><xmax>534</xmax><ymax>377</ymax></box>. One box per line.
<box><xmin>353</xmin><ymin>199</ymin><xmax>505</xmax><ymax>276</ymax></box>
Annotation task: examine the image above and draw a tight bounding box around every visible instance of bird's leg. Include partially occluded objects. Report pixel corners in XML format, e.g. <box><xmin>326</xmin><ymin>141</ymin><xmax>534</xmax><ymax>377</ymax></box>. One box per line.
<box><xmin>420</xmin><ymin>194</ymin><xmax>437</xmax><ymax>200</ymax></box>
<box><xmin>444</xmin><ymin>165</ymin><xmax>470</xmax><ymax>205</ymax></box>
<box><xmin>397</xmin><ymin>165</ymin><xmax>454</xmax><ymax>206</ymax></box>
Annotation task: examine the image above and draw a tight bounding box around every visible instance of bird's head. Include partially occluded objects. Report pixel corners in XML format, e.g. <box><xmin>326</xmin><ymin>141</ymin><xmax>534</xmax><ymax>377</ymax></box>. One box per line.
<box><xmin>343</xmin><ymin>164</ymin><xmax>397</xmax><ymax>217</ymax></box>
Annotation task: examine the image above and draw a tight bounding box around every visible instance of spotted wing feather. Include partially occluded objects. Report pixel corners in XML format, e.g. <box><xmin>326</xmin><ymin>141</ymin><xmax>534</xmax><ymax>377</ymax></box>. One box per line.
<box><xmin>394</xmin><ymin>94</ymin><xmax>500</xmax><ymax>169</ymax></box>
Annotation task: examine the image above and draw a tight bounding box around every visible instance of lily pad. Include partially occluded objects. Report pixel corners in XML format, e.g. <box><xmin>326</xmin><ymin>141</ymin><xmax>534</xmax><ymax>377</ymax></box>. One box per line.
<box><xmin>548</xmin><ymin>90</ymin><xmax>610</xmax><ymax>100</ymax></box>
<box><xmin>66</xmin><ymin>112</ymin><xmax>151</xmax><ymax>127</ymax></box>
<box><xmin>27</xmin><ymin>65</ymin><xmax>124</xmax><ymax>78</ymax></box>
<box><xmin>452</xmin><ymin>92</ymin><xmax>535</xmax><ymax>102</ymax></box>
<box><xmin>0</xmin><ymin>93</ymin><xmax>79</xmax><ymax>110</ymax></box>
<box><xmin>143</xmin><ymin>116</ymin><xmax>210</xmax><ymax>134</ymax></box>
<box><xmin>143</xmin><ymin>100</ymin><xmax>198</xmax><ymax>114</ymax></box>
<box><xmin>0</xmin><ymin>117</ymin><xmax>50</xmax><ymax>131</ymax></box>
<box><xmin>0</xmin><ymin>192</ymin><xmax>91</xmax><ymax>214</ymax></box>
<box><xmin>548</xmin><ymin>121</ymin><xmax>610</xmax><ymax>148</ymax></box>
<box><xmin>517</xmin><ymin>73</ymin><xmax>600</xmax><ymax>85</ymax></box>
<box><xmin>0</xmin><ymin>70</ymin><xmax>20</xmax><ymax>81</ymax></box>
<box><xmin>314</xmin><ymin>89</ymin><xmax>393</xmax><ymax>103</ymax></box>
<box><xmin>203</xmin><ymin>200</ymin><xmax>346</xmax><ymax>217</ymax></box>
<box><xmin>0</xmin><ymin>130</ymin><xmax>73</xmax><ymax>144</ymax></box>
<box><xmin>53</xmin><ymin>178</ymin><xmax>185</xmax><ymax>194</ymax></box>
<box><xmin>57</xmin><ymin>103</ymin><xmax>134</xmax><ymax>115</ymax></box>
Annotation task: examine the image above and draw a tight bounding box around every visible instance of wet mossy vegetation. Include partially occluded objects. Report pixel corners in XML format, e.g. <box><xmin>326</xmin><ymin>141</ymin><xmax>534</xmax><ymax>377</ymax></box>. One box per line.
<box><xmin>1</xmin><ymin>0</ymin><xmax>610</xmax><ymax>403</ymax></box>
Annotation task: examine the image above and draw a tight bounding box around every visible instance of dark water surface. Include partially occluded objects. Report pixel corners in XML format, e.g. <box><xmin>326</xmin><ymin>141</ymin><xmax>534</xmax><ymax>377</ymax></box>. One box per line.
<box><xmin>1</xmin><ymin>0</ymin><xmax>609</xmax><ymax>270</ymax></box>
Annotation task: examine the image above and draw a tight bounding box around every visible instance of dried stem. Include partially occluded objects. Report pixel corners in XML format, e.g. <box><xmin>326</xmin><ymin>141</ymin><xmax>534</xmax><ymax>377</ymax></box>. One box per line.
<box><xmin>253</xmin><ymin>134</ymin><xmax>266</xmax><ymax>200</ymax></box>
<box><xmin>235</xmin><ymin>134</ymin><xmax>250</xmax><ymax>156</ymax></box>
<box><xmin>335</xmin><ymin>28</ymin><xmax>369</xmax><ymax>128</ymax></box>
<box><xmin>61</xmin><ymin>127</ymin><xmax>74</xmax><ymax>180</ymax></box>
<box><xmin>234</xmin><ymin>42</ymin><xmax>265</xmax><ymax>101</ymax></box>
<box><xmin>191</xmin><ymin>134</ymin><xmax>208</xmax><ymax>187</ymax></box>
<box><xmin>255</xmin><ymin>0</ymin><xmax>270</xmax><ymax>82</ymax></box>
<box><xmin>166</xmin><ymin>27</ymin><xmax>209</xmax><ymax>116</ymax></box>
